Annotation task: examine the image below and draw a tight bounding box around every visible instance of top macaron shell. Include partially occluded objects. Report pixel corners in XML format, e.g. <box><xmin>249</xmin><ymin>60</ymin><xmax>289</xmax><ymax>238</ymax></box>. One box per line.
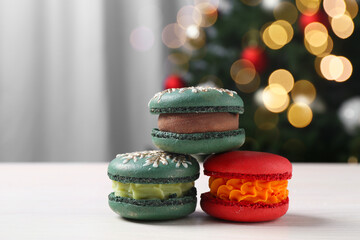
<box><xmin>203</xmin><ymin>151</ymin><xmax>292</xmax><ymax>180</ymax></box>
<box><xmin>149</xmin><ymin>87</ymin><xmax>244</xmax><ymax>114</ymax></box>
<box><xmin>108</xmin><ymin>150</ymin><xmax>200</xmax><ymax>184</ymax></box>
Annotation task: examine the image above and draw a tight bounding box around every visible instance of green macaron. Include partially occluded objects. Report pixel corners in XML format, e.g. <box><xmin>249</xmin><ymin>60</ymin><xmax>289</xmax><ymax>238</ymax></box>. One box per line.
<box><xmin>108</xmin><ymin>150</ymin><xmax>200</xmax><ymax>220</ymax></box>
<box><xmin>149</xmin><ymin>87</ymin><xmax>245</xmax><ymax>154</ymax></box>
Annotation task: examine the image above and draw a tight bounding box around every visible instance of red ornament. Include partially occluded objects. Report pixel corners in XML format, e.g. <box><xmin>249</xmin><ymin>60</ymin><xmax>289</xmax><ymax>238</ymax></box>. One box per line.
<box><xmin>164</xmin><ymin>74</ymin><xmax>186</xmax><ymax>89</ymax></box>
<box><xmin>241</xmin><ymin>46</ymin><xmax>267</xmax><ymax>73</ymax></box>
<box><xmin>299</xmin><ymin>10</ymin><xmax>329</xmax><ymax>31</ymax></box>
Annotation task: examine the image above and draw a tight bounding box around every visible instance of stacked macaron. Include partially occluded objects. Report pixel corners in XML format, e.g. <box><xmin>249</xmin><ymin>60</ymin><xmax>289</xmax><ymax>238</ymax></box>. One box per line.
<box><xmin>108</xmin><ymin>86</ymin><xmax>292</xmax><ymax>222</ymax></box>
<box><xmin>108</xmin><ymin>150</ymin><xmax>199</xmax><ymax>220</ymax></box>
<box><xmin>200</xmin><ymin>151</ymin><xmax>292</xmax><ymax>222</ymax></box>
<box><xmin>148</xmin><ymin>87</ymin><xmax>245</xmax><ymax>154</ymax></box>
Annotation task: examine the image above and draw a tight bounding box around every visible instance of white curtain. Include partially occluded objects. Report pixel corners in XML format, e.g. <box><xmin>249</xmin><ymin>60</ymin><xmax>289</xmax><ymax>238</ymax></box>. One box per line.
<box><xmin>0</xmin><ymin>0</ymin><xmax>167</xmax><ymax>162</ymax></box>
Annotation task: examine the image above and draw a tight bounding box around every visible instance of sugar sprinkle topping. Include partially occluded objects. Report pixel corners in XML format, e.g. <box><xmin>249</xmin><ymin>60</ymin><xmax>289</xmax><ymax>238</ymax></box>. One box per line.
<box><xmin>116</xmin><ymin>150</ymin><xmax>192</xmax><ymax>168</ymax></box>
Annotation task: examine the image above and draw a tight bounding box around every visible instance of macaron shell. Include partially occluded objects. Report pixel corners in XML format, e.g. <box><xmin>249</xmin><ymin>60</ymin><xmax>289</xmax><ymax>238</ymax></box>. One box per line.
<box><xmin>200</xmin><ymin>192</ymin><xmax>289</xmax><ymax>222</ymax></box>
<box><xmin>108</xmin><ymin>150</ymin><xmax>200</xmax><ymax>183</ymax></box>
<box><xmin>203</xmin><ymin>151</ymin><xmax>292</xmax><ymax>180</ymax></box>
<box><xmin>151</xmin><ymin>128</ymin><xmax>245</xmax><ymax>154</ymax></box>
<box><xmin>109</xmin><ymin>194</ymin><xmax>197</xmax><ymax>220</ymax></box>
<box><xmin>149</xmin><ymin>87</ymin><xmax>244</xmax><ymax>114</ymax></box>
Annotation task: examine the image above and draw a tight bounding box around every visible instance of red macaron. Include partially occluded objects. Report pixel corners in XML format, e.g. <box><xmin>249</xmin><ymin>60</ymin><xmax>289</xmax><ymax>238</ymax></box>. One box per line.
<box><xmin>200</xmin><ymin>151</ymin><xmax>292</xmax><ymax>222</ymax></box>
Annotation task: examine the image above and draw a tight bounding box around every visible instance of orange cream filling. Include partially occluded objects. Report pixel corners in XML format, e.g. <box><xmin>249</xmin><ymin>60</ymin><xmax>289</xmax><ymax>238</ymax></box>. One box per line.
<box><xmin>209</xmin><ymin>176</ymin><xmax>288</xmax><ymax>204</ymax></box>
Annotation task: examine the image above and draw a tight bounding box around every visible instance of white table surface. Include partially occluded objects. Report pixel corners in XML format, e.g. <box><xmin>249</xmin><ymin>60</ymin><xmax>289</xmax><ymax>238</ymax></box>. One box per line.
<box><xmin>0</xmin><ymin>163</ymin><xmax>359</xmax><ymax>240</ymax></box>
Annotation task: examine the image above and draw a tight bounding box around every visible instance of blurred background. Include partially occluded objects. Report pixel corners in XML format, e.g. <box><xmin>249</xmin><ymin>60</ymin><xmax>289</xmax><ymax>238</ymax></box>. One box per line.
<box><xmin>0</xmin><ymin>0</ymin><xmax>359</xmax><ymax>163</ymax></box>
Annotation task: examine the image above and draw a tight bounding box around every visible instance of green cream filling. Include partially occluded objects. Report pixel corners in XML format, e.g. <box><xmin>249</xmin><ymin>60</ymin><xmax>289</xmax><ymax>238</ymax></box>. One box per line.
<box><xmin>112</xmin><ymin>181</ymin><xmax>194</xmax><ymax>200</ymax></box>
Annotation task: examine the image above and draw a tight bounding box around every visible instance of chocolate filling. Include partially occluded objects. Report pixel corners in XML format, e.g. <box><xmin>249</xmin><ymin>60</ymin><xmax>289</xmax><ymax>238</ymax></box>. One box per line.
<box><xmin>158</xmin><ymin>112</ymin><xmax>239</xmax><ymax>134</ymax></box>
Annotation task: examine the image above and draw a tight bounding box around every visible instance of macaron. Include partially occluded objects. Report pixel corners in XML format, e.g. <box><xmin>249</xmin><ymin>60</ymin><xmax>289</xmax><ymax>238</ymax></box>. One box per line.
<box><xmin>200</xmin><ymin>151</ymin><xmax>292</xmax><ymax>222</ymax></box>
<box><xmin>148</xmin><ymin>86</ymin><xmax>245</xmax><ymax>154</ymax></box>
<box><xmin>108</xmin><ymin>150</ymin><xmax>200</xmax><ymax>220</ymax></box>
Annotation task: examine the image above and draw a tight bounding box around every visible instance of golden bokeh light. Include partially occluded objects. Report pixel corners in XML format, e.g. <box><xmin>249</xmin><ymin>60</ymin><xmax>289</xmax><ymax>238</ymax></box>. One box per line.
<box><xmin>230</xmin><ymin>59</ymin><xmax>257</xmax><ymax>85</ymax></box>
<box><xmin>335</xmin><ymin>56</ymin><xmax>353</xmax><ymax>82</ymax></box>
<box><xmin>269</xmin><ymin>24</ymin><xmax>288</xmax><ymax>45</ymax></box>
<box><xmin>268</xmin><ymin>69</ymin><xmax>294</xmax><ymax>93</ymax></box>
<box><xmin>323</xmin><ymin>0</ymin><xmax>346</xmax><ymax>18</ymax></box>
<box><xmin>287</xmin><ymin>103</ymin><xmax>313</xmax><ymax>128</ymax></box>
<box><xmin>310</xmin><ymin>35</ymin><xmax>333</xmax><ymax>57</ymax></box>
<box><xmin>195</xmin><ymin>4</ymin><xmax>218</xmax><ymax>27</ymax></box>
<box><xmin>305</xmin><ymin>28</ymin><xmax>328</xmax><ymax>48</ymax></box>
<box><xmin>314</xmin><ymin>57</ymin><xmax>324</xmax><ymax>77</ymax></box>
<box><xmin>331</xmin><ymin>14</ymin><xmax>354</xmax><ymax>39</ymax></box>
<box><xmin>304</xmin><ymin>22</ymin><xmax>330</xmax><ymax>56</ymax></box>
<box><xmin>304</xmin><ymin>22</ymin><xmax>328</xmax><ymax>41</ymax></box>
<box><xmin>194</xmin><ymin>0</ymin><xmax>219</xmax><ymax>14</ymax></box>
<box><xmin>185</xmin><ymin>26</ymin><xmax>206</xmax><ymax>50</ymax></box>
<box><xmin>162</xmin><ymin>23</ymin><xmax>186</xmax><ymax>49</ymax></box>
<box><xmin>262</xmin><ymin>21</ymin><xmax>293</xmax><ymax>50</ymax></box>
<box><xmin>291</xmin><ymin>80</ymin><xmax>316</xmax><ymax>104</ymax></box>
<box><xmin>263</xmin><ymin>84</ymin><xmax>290</xmax><ymax>113</ymax></box>
<box><xmin>320</xmin><ymin>55</ymin><xmax>345</xmax><ymax>80</ymax></box>
<box><xmin>345</xmin><ymin>0</ymin><xmax>359</xmax><ymax>19</ymax></box>
<box><xmin>254</xmin><ymin>107</ymin><xmax>279</xmax><ymax>130</ymax></box>
<box><xmin>274</xmin><ymin>1</ymin><xmax>298</xmax><ymax>24</ymax></box>
<box><xmin>241</xmin><ymin>0</ymin><xmax>262</xmax><ymax>7</ymax></box>
<box><xmin>177</xmin><ymin>5</ymin><xmax>202</xmax><ymax>29</ymax></box>
<box><xmin>262</xmin><ymin>25</ymin><xmax>282</xmax><ymax>50</ymax></box>
<box><xmin>236</xmin><ymin>74</ymin><xmax>261</xmax><ymax>93</ymax></box>
<box><xmin>296</xmin><ymin>0</ymin><xmax>321</xmax><ymax>16</ymax></box>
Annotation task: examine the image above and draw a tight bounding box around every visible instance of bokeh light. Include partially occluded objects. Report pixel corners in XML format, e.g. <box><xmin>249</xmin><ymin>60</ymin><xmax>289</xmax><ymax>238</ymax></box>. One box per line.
<box><xmin>268</xmin><ymin>69</ymin><xmax>294</xmax><ymax>93</ymax></box>
<box><xmin>307</xmin><ymin>35</ymin><xmax>333</xmax><ymax>57</ymax></box>
<box><xmin>335</xmin><ymin>56</ymin><xmax>353</xmax><ymax>82</ymax></box>
<box><xmin>262</xmin><ymin>84</ymin><xmax>290</xmax><ymax>113</ymax></box>
<box><xmin>287</xmin><ymin>103</ymin><xmax>313</xmax><ymax>128</ymax></box>
<box><xmin>186</xmin><ymin>25</ymin><xmax>200</xmax><ymax>39</ymax></box>
<box><xmin>129</xmin><ymin>26</ymin><xmax>154</xmax><ymax>52</ymax></box>
<box><xmin>274</xmin><ymin>1</ymin><xmax>298</xmax><ymax>24</ymax></box>
<box><xmin>296</xmin><ymin>0</ymin><xmax>321</xmax><ymax>16</ymax></box>
<box><xmin>236</xmin><ymin>75</ymin><xmax>261</xmax><ymax>93</ymax></box>
<box><xmin>194</xmin><ymin>3</ymin><xmax>218</xmax><ymax>27</ymax></box>
<box><xmin>320</xmin><ymin>55</ymin><xmax>351</xmax><ymax>81</ymax></box>
<box><xmin>230</xmin><ymin>59</ymin><xmax>257</xmax><ymax>85</ymax></box>
<box><xmin>254</xmin><ymin>107</ymin><xmax>279</xmax><ymax>130</ymax></box>
<box><xmin>345</xmin><ymin>0</ymin><xmax>359</xmax><ymax>19</ymax></box>
<box><xmin>177</xmin><ymin>5</ymin><xmax>202</xmax><ymax>29</ymax></box>
<box><xmin>331</xmin><ymin>14</ymin><xmax>354</xmax><ymax>39</ymax></box>
<box><xmin>262</xmin><ymin>20</ymin><xmax>293</xmax><ymax>50</ymax></box>
<box><xmin>304</xmin><ymin>22</ymin><xmax>330</xmax><ymax>56</ymax></box>
<box><xmin>291</xmin><ymin>80</ymin><xmax>316</xmax><ymax>104</ymax></box>
<box><xmin>162</xmin><ymin>23</ymin><xmax>186</xmax><ymax>49</ymax></box>
<box><xmin>194</xmin><ymin>0</ymin><xmax>220</xmax><ymax>11</ymax></box>
<box><xmin>323</xmin><ymin>0</ymin><xmax>346</xmax><ymax>18</ymax></box>
<box><xmin>262</xmin><ymin>0</ymin><xmax>281</xmax><ymax>10</ymax></box>
<box><xmin>185</xmin><ymin>26</ymin><xmax>206</xmax><ymax>50</ymax></box>
<box><xmin>304</xmin><ymin>22</ymin><xmax>328</xmax><ymax>46</ymax></box>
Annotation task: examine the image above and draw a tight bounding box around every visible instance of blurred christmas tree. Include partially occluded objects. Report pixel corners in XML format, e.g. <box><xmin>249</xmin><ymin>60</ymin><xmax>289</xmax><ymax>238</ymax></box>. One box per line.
<box><xmin>162</xmin><ymin>0</ymin><xmax>360</xmax><ymax>163</ymax></box>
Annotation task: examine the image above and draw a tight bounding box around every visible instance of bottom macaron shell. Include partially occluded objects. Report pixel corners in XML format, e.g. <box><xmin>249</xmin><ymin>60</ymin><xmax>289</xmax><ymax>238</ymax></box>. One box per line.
<box><xmin>200</xmin><ymin>192</ymin><xmax>289</xmax><ymax>222</ymax></box>
<box><xmin>151</xmin><ymin>128</ymin><xmax>245</xmax><ymax>154</ymax></box>
<box><xmin>109</xmin><ymin>193</ymin><xmax>197</xmax><ymax>220</ymax></box>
